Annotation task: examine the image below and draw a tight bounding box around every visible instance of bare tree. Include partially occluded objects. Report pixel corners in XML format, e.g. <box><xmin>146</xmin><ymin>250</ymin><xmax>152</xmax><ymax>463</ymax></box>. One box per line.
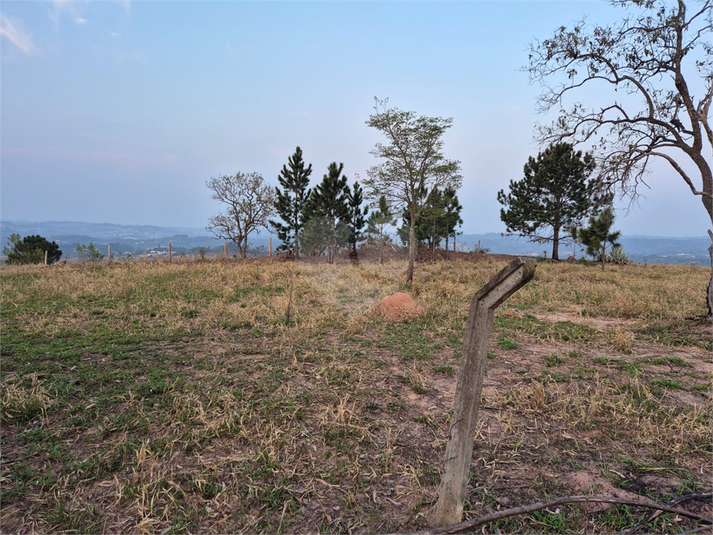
<box><xmin>528</xmin><ymin>0</ymin><xmax>713</xmax><ymax>313</ymax></box>
<box><xmin>364</xmin><ymin>98</ymin><xmax>462</xmax><ymax>283</ymax></box>
<box><xmin>206</xmin><ymin>172</ymin><xmax>276</xmax><ymax>259</ymax></box>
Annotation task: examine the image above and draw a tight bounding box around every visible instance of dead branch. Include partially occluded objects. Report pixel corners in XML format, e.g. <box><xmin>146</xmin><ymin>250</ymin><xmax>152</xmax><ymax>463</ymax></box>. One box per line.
<box><xmin>618</xmin><ymin>493</ymin><xmax>713</xmax><ymax>535</ymax></box>
<box><xmin>391</xmin><ymin>494</ymin><xmax>713</xmax><ymax>535</ymax></box>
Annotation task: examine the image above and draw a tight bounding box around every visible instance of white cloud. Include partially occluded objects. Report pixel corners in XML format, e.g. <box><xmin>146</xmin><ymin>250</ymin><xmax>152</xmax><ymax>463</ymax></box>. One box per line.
<box><xmin>75</xmin><ymin>17</ymin><xmax>88</xmax><ymax>25</ymax></box>
<box><xmin>0</xmin><ymin>14</ymin><xmax>39</xmax><ymax>55</ymax></box>
<box><xmin>109</xmin><ymin>31</ymin><xmax>121</xmax><ymax>38</ymax></box>
<box><xmin>117</xmin><ymin>0</ymin><xmax>131</xmax><ymax>16</ymax></box>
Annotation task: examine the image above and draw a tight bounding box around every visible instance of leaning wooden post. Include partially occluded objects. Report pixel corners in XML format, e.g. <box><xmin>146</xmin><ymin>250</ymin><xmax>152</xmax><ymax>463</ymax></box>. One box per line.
<box><xmin>168</xmin><ymin>242</ymin><xmax>172</xmax><ymax>261</ymax></box>
<box><xmin>433</xmin><ymin>258</ymin><xmax>536</xmax><ymax>527</ymax></box>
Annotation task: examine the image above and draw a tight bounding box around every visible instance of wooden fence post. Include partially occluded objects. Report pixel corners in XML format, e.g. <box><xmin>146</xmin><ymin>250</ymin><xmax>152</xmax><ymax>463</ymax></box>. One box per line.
<box><xmin>224</xmin><ymin>240</ymin><xmax>228</xmax><ymax>259</ymax></box>
<box><xmin>44</xmin><ymin>250</ymin><xmax>48</xmax><ymax>265</ymax></box>
<box><xmin>433</xmin><ymin>258</ymin><xmax>536</xmax><ymax>527</ymax></box>
<box><xmin>269</xmin><ymin>236</ymin><xmax>272</xmax><ymax>257</ymax></box>
<box><xmin>169</xmin><ymin>242</ymin><xmax>172</xmax><ymax>261</ymax></box>
<box><xmin>108</xmin><ymin>245</ymin><xmax>112</xmax><ymax>264</ymax></box>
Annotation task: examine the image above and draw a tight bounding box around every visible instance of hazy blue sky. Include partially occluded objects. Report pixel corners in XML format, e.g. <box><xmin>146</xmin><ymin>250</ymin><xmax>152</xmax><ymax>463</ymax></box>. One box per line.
<box><xmin>1</xmin><ymin>0</ymin><xmax>710</xmax><ymax>237</ymax></box>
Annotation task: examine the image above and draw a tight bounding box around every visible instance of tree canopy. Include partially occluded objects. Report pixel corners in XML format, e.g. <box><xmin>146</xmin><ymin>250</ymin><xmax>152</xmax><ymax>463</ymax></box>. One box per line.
<box><xmin>346</xmin><ymin>181</ymin><xmax>368</xmax><ymax>258</ymax></box>
<box><xmin>366</xmin><ymin>195</ymin><xmax>396</xmax><ymax>265</ymax></box>
<box><xmin>497</xmin><ymin>142</ymin><xmax>606</xmax><ymax>260</ymax></box>
<box><xmin>3</xmin><ymin>234</ymin><xmax>62</xmax><ymax>265</ymax></box>
<box><xmin>302</xmin><ymin>162</ymin><xmax>350</xmax><ymax>263</ymax></box>
<box><xmin>527</xmin><ymin>0</ymin><xmax>713</xmax><ymax>307</ymax></box>
<box><xmin>573</xmin><ymin>207</ymin><xmax>621</xmax><ymax>271</ymax></box>
<box><xmin>364</xmin><ymin>98</ymin><xmax>462</xmax><ymax>282</ymax></box>
<box><xmin>206</xmin><ymin>172</ymin><xmax>276</xmax><ymax>259</ymax></box>
<box><xmin>270</xmin><ymin>147</ymin><xmax>313</xmax><ymax>258</ymax></box>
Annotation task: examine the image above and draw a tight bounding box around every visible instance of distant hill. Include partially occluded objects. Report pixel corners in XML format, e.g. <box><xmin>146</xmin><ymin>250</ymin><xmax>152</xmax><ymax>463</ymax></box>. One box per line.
<box><xmin>457</xmin><ymin>233</ymin><xmax>710</xmax><ymax>266</ymax></box>
<box><xmin>0</xmin><ymin>221</ymin><xmax>709</xmax><ymax>265</ymax></box>
<box><xmin>0</xmin><ymin>221</ymin><xmax>234</xmax><ymax>259</ymax></box>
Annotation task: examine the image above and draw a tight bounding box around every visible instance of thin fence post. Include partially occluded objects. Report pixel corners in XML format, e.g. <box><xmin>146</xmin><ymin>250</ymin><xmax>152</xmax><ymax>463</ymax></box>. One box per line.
<box><xmin>44</xmin><ymin>250</ymin><xmax>48</xmax><ymax>265</ymax></box>
<box><xmin>224</xmin><ymin>240</ymin><xmax>228</xmax><ymax>259</ymax></box>
<box><xmin>108</xmin><ymin>245</ymin><xmax>112</xmax><ymax>264</ymax></box>
<box><xmin>169</xmin><ymin>242</ymin><xmax>172</xmax><ymax>261</ymax></box>
<box><xmin>432</xmin><ymin>258</ymin><xmax>536</xmax><ymax>527</ymax></box>
<box><xmin>269</xmin><ymin>237</ymin><xmax>272</xmax><ymax>257</ymax></box>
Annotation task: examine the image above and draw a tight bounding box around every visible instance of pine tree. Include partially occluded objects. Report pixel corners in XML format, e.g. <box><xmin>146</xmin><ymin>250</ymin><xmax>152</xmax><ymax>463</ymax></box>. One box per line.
<box><xmin>573</xmin><ymin>207</ymin><xmax>621</xmax><ymax>271</ymax></box>
<box><xmin>396</xmin><ymin>187</ymin><xmax>461</xmax><ymax>257</ymax></box>
<box><xmin>302</xmin><ymin>162</ymin><xmax>350</xmax><ymax>263</ymax></box>
<box><xmin>269</xmin><ymin>147</ymin><xmax>312</xmax><ymax>258</ymax></box>
<box><xmin>366</xmin><ymin>195</ymin><xmax>396</xmax><ymax>264</ymax></box>
<box><xmin>497</xmin><ymin>143</ymin><xmax>607</xmax><ymax>260</ymax></box>
<box><xmin>346</xmin><ymin>181</ymin><xmax>368</xmax><ymax>259</ymax></box>
<box><xmin>442</xmin><ymin>187</ymin><xmax>463</xmax><ymax>252</ymax></box>
<box><xmin>3</xmin><ymin>234</ymin><xmax>62</xmax><ymax>265</ymax></box>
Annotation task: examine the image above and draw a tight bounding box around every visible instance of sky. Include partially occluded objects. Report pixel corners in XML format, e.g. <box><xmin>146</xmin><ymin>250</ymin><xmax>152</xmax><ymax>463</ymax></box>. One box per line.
<box><xmin>1</xmin><ymin>0</ymin><xmax>711</xmax><ymax>238</ymax></box>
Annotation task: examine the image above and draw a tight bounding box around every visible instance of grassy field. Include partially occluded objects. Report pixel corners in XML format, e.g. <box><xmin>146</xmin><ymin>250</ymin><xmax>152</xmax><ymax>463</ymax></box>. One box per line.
<box><xmin>1</xmin><ymin>256</ymin><xmax>711</xmax><ymax>534</ymax></box>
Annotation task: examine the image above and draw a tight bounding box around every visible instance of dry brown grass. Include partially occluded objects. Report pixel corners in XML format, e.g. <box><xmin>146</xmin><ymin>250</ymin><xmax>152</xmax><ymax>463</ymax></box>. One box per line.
<box><xmin>1</xmin><ymin>256</ymin><xmax>711</xmax><ymax>534</ymax></box>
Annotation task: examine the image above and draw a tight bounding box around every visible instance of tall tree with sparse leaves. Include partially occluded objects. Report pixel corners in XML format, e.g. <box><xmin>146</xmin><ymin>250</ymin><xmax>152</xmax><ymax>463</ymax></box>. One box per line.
<box><xmin>498</xmin><ymin>143</ymin><xmax>607</xmax><ymax>260</ymax></box>
<box><xmin>270</xmin><ymin>147</ymin><xmax>312</xmax><ymax>258</ymax></box>
<box><xmin>365</xmin><ymin>98</ymin><xmax>462</xmax><ymax>282</ymax></box>
<box><xmin>527</xmin><ymin>0</ymin><xmax>713</xmax><ymax>310</ymax></box>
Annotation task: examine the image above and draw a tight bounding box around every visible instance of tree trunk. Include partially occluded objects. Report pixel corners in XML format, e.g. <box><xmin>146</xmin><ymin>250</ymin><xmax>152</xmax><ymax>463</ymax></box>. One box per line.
<box><xmin>552</xmin><ymin>226</ymin><xmax>560</xmax><ymax>261</ymax></box>
<box><xmin>708</xmin><ymin>230</ymin><xmax>713</xmax><ymax>318</ymax></box>
<box><xmin>407</xmin><ymin>221</ymin><xmax>416</xmax><ymax>283</ymax></box>
<box><xmin>379</xmin><ymin>231</ymin><xmax>384</xmax><ymax>265</ymax></box>
<box><xmin>601</xmin><ymin>240</ymin><xmax>606</xmax><ymax>271</ymax></box>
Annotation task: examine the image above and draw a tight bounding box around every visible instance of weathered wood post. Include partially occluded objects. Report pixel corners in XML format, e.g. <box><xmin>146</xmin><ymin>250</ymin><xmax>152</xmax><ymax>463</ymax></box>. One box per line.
<box><xmin>224</xmin><ymin>240</ymin><xmax>228</xmax><ymax>259</ymax></box>
<box><xmin>108</xmin><ymin>245</ymin><xmax>112</xmax><ymax>264</ymax></box>
<box><xmin>44</xmin><ymin>250</ymin><xmax>48</xmax><ymax>265</ymax></box>
<box><xmin>269</xmin><ymin>236</ymin><xmax>272</xmax><ymax>257</ymax></box>
<box><xmin>168</xmin><ymin>242</ymin><xmax>172</xmax><ymax>261</ymax></box>
<box><xmin>433</xmin><ymin>258</ymin><xmax>536</xmax><ymax>527</ymax></box>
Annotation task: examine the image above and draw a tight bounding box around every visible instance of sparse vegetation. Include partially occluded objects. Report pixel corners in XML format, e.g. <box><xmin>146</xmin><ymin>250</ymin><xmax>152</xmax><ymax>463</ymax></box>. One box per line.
<box><xmin>1</xmin><ymin>256</ymin><xmax>710</xmax><ymax>534</ymax></box>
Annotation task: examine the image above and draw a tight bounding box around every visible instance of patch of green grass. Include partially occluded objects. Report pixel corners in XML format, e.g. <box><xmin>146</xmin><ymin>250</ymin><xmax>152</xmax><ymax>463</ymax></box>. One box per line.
<box><xmin>411</xmin><ymin>383</ymin><xmax>428</xmax><ymax>394</ymax></box>
<box><xmin>497</xmin><ymin>335</ymin><xmax>518</xmax><ymax>350</ymax></box>
<box><xmin>495</xmin><ymin>315</ymin><xmax>596</xmax><ymax>342</ymax></box>
<box><xmin>636</xmin><ymin>321</ymin><xmax>710</xmax><ymax>349</ymax></box>
<box><xmin>620</xmin><ymin>361</ymin><xmax>644</xmax><ymax>377</ymax></box>
<box><xmin>649</xmin><ymin>378</ymin><xmax>683</xmax><ymax>390</ymax></box>
<box><xmin>387</xmin><ymin>399</ymin><xmax>406</xmax><ymax>412</ymax></box>
<box><xmin>593</xmin><ymin>357</ymin><xmax>643</xmax><ymax>377</ymax></box>
<box><xmin>544</xmin><ymin>354</ymin><xmax>563</xmax><ymax>367</ymax></box>
<box><xmin>637</xmin><ymin>356</ymin><xmax>691</xmax><ymax>367</ymax></box>
<box><xmin>433</xmin><ymin>364</ymin><xmax>455</xmax><ymax>376</ymax></box>
<box><xmin>596</xmin><ymin>504</ymin><xmax>636</xmax><ymax>531</ymax></box>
